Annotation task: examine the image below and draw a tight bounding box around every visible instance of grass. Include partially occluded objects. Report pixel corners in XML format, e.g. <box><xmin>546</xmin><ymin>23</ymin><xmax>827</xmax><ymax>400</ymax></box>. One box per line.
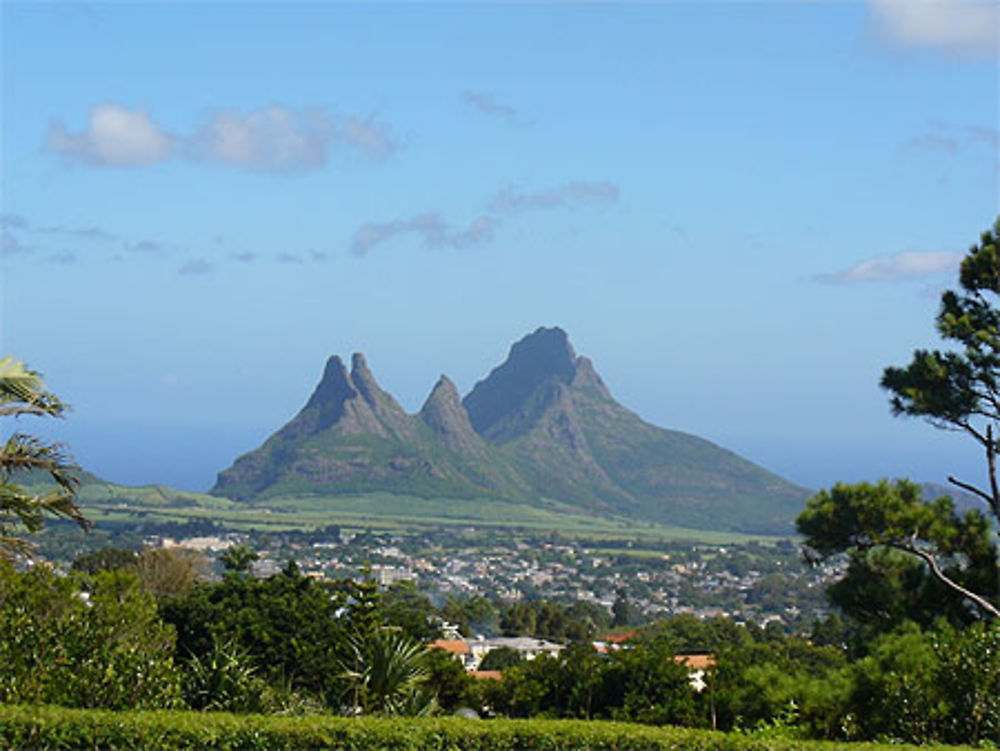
<box><xmin>74</xmin><ymin>478</ymin><xmax>781</xmax><ymax>543</ymax></box>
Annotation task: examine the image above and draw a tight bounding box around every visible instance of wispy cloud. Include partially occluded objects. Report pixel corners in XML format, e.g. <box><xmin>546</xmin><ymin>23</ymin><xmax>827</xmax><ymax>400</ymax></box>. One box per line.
<box><xmin>34</xmin><ymin>221</ymin><xmax>119</xmax><ymax>243</ymax></box>
<box><xmin>489</xmin><ymin>181</ymin><xmax>620</xmax><ymax>213</ymax></box>
<box><xmin>46</xmin><ymin>252</ymin><xmax>77</xmax><ymax>265</ymax></box>
<box><xmin>232</xmin><ymin>252</ymin><xmax>257</xmax><ymax>263</ymax></box>
<box><xmin>351</xmin><ymin>179</ymin><xmax>618</xmax><ymax>257</ymax></box>
<box><xmin>276</xmin><ymin>252</ymin><xmax>304</xmax><ymax>264</ymax></box>
<box><xmin>127</xmin><ymin>240</ymin><xmax>165</xmax><ymax>254</ymax></box>
<box><xmin>903</xmin><ymin>122</ymin><xmax>1000</xmax><ymax>157</ymax></box>
<box><xmin>460</xmin><ymin>90</ymin><xmax>517</xmax><ymax>120</ymax></box>
<box><xmin>178</xmin><ymin>259</ymin><xmax>214</xmax><ymax>276</ymax></box>
<box><xmin>352</xmin><ymin>213</ymin><xmax>496</xmax><ymax>256</ymax></box>
<box><xmin>1</xmin><ymin>232</ymin><xmax>31</xmax><ymax>257</ymax></box>
<box><xmin>869</xmin><ymin>0</ymin><xmax>999</xmax><ymax>58</ymax></box>
<box><xmin>816</xmin><ymin>250</ymin><xmax>963</xmax><ymax>283</ymax></box>
<box><xmin>46</xmin><ymin>103</ymin><xmax>396</xmax><ymax>173</ymax></box>
<box><xmin>902</xmin><ymin>132</ymin><xmax>961</xmax><ymax>155</ymax></box>
<box><xmin>46</xmin><ymin>104</ymin><xmax>172</xmax><ymax>166</ymax></box>
<box><xmin>309</xmin><ymin>250</ymin><xmax>329</xmax><ymax>262</ymax></box>
<box><xmin>0</xmin><ymin>214</ymin><xmax>28</xmax><ymax>230</ymax></box>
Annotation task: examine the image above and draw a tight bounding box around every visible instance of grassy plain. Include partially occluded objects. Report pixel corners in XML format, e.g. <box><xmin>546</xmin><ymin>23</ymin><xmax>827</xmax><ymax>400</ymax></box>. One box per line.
<box><xmin>72</xmin><ymin>478</ymin><xmax>778</xmax><ymax>545</ymax></box>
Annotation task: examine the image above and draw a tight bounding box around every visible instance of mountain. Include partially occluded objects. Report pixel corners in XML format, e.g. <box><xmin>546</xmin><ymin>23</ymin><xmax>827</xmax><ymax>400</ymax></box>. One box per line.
<box><xmin>212</xmin><ymin>327</ymin><xmax>810</xmax><ymax>533</ymax></box>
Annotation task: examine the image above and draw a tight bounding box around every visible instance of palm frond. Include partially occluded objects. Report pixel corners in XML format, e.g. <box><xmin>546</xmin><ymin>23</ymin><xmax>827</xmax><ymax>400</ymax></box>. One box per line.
<box><xmin>0</xmin><ymin>356</ymin><xmax>66</xmax><ymax>418</ymax></box>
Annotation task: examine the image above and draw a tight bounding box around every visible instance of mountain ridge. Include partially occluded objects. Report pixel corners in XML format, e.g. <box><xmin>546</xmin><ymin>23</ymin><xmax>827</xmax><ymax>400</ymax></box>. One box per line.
<box><xmin>211</xmin><ymin>326</ymin><xmax>809</xmax><ymax>533</ymax></box>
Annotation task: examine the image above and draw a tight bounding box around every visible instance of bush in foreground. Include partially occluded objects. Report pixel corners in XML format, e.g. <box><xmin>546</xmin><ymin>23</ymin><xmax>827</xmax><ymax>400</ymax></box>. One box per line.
<box><xmin>0</xmin><ymin>705</ymin><xmax>970</xmax><ymax>751</ymax></box>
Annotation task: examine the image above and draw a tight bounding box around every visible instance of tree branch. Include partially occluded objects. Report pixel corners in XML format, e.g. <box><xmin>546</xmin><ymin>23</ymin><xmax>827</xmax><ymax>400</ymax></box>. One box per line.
<box><xmin>896</xmin><ymin>540</ymin><xmax>1000</xmax><ymax>619</ymax></box>
<box><xmin>988</xmin><ymin>424</ymin><xmax>1000</xmax><ymax>521</ymax></box>
<box><xmin>947</xmin><ymin>475</ymin><xmax>996</xmax><ymax>507</ymax></box>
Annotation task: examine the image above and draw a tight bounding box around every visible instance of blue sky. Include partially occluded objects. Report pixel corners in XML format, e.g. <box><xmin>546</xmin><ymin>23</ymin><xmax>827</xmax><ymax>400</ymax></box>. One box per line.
<box><xmin>1</xmin><ymin>0</ymin><xmax>998</xmax><ymax>496</ymax></box>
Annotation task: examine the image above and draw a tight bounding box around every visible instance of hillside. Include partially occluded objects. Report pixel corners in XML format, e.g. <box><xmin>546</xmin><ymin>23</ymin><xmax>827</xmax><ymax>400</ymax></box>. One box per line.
<box><xmin>212</xmin><ymin>327</ymin><xmax>809</xmax><ymax>533</ymax></box>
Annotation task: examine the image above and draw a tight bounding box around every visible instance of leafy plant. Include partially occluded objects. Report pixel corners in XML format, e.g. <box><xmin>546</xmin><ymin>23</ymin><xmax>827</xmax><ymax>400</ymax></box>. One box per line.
<box><xmin>0</xmin><ymin>356</ymin><xmax>89</xmax><ymax>558</ymax></box>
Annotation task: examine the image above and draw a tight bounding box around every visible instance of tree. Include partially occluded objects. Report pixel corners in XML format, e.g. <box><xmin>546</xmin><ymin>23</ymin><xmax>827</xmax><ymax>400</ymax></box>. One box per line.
<box><xmin>798</xmin><ymin>480</ymin><xmax>998</xmax><ymax>621</ymax></box>
<box><xmin>0</xmin><ymin>356</ymin><xmax>88</xmax><ymax>558</ymax></box>
<box><xmin>219</xmin><ymin>543</ymin><xmax>258</xmax><ymax>574</ymax></box>
<box><xmin>0</xmin><ymin>562</ymin><xmax>182</xmax><ymax>709</ymax></box>
<box><xmin>338</xmin><ymin>628</ymin><xmax>435</xmax><ymax>715</ymax></box>
<box><xmin>799</xmin><ymin>219</ymin><xmax>1000</xmax><ymax>621</ymax></box>
<box><xmin>135</xmin><ymin>546</ymin><xmax>209</xmax><ymax>601</ymax></box>
<box><xmin>163</xmin><ymin>562</ymin><xmax>347</xmax><ymax>701</ymax></box>
<box><xmin>71</xmin><ymin>546</ymin><xmax>138</xmax><ymax>574</ymax></box>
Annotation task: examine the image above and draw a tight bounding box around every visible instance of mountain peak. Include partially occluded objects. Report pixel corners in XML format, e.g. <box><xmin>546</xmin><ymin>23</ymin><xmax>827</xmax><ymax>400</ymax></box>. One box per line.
<box><xmin>212</xmin><ymin>328</ymin><xmax>809</xmax><ymax>533</ymax></box>
<box><xmin>305</xmin><ymin>355</ymin><xmax>357</xmax><ymax>411</ymax></box>
<box><xmin>350</xmin><ymin>352</ymin><xmax>382</xmax><ymax>406</ymax></box>
<box><xmin>463</xmin><ymin>326</ymin><xmax>588</xmax><ymax>435</ymax></box>
<box><xmin>420</xmin><ymin>375</ymin><xmax>491</xmax><ymax>457</ymax></box>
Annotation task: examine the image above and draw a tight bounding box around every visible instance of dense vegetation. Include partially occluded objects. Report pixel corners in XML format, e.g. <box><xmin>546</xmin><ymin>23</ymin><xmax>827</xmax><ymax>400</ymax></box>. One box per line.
<box><xmin>2</xmin><ymin>707</ymin><xmax>964</xmax><ymax>751</ymax></box>
<box><xmin>2</xmin><ymin>219</ymin><xmax>1000</xmax><ymax>747</ymax></box>
<box><xmin>1</xmin><ymin>554</ymin><xmax>998</xmax><ymax>744</ymax></box>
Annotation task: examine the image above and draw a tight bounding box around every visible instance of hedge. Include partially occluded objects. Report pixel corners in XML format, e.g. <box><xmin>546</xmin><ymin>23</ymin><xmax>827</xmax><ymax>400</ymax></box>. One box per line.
<box><xmin>0</xmin><ymin>706</ymin><xmax>973</xmax><ymax>751</ymax></box>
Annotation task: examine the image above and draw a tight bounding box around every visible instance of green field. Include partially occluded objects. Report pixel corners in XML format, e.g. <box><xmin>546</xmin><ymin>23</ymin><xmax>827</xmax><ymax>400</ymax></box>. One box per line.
<box><xmin>72</xmin><ymin>478</ymin><xmax>778</xmax><ymax>544</ymax></box>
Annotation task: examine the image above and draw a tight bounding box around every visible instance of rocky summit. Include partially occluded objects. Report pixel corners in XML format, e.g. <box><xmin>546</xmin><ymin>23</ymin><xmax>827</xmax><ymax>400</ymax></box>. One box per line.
<box><xmin>212</xmin><ymin>327</ymin><xmax>809</xmax><ymax>533</ymax></box>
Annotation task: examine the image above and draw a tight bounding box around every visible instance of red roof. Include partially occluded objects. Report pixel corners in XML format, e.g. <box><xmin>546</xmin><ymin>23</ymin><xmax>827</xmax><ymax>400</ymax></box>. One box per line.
<box><xmin>471</xmin><ymin>670</ymin><xmax>502</xmax><ymax>680</ymax></box>
<box><xmin>599</xmin><ymin>630</ymin><xmax>638</xmax><ymax>644</ymax></box>
<box><xmin>429</xmin><ymin>639</ymin><xmax>470</xmax><ymax>655</ymax></box>
<box><xmin>675</xmin><ymin>654</ymin><xmax>716</xmax><ymax>670</ymax></box>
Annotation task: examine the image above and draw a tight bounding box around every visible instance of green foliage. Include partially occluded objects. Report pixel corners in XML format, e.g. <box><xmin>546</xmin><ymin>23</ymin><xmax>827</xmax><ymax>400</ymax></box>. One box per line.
<box><xmin>2</xmin><ymin>706</ymin><xmax>961</xmax><ymax>751</ymax></box>
<box><xmin>0</xmin><ymin>356</ymin><xmax>89</xmax><ymax>559</ymax></box>
<box><xmin>500</xmin><ymin>600</ymin><xmax>600</xmax><ymax>642</ymax></box>
<box><xmin>848</xmin><ymin>620</ymin><xmax>1000</xmax><ymax>745</ymax></box>
<box><xmin>423</xmin><ymin>647</ymin><xmax>477</xmax><ymax>713</ymax></box>
<box><xmin>482</xmin><ymin>638</ymin><xmax>698</xmax><ymax>726</ymax></box>
<box><xmin>876</xmin><ymin>217</ymin><xmax>1000</xmax><ymax>617</ymax></box>
<box><xmin>797</xmin><ymin>479</ymin><xmax>999</xmax><ymax>622</ymax></box>
<box><xmin>478</xmin><ymin>646</ymin><xmax>524</xmax><ymax>672</ymax></box>
<box><xmin>182</xmin><ymin>637</ymin><xmax>276</xmax><ymax>714</ymax></box>
<box><xmin>441</xmin><ymin>593</ymin><xmax>500</xmax><ymax>637</ymax></box>
<box><xmin>0</xmin><ymin>562</ymin><xmax>182</xmax><ymax>709</ymax></box>
<box><xmin>71</xmin><ymin>546</ymin><xmax>138</xmax><ymax>574</ymax></box>
<box><xmin>611</xmin><ymin>589</ymin><xmax>637</xmax><ymax>627</ymax></box>
<box><xmin>338</xmin><ymin>628</ymin><xmax>435</xmax><ymax>716</ymax></box>
<box><xmin>220</xmin><ymin>544</ymin><xmax>259</xmax><ymax>573</ymax></box>
<box><xmin>376</xmin><ymin>581</ymin><xmax>442</xmax><ymax>641</ymax></box>
<box><xmin>163</xmin><ymin>562</ymin><xmax>347</xmax><ymax>701</ymax></box>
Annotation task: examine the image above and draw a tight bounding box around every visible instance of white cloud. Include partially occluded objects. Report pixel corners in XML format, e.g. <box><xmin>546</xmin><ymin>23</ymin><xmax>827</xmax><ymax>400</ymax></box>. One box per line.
<box><xmin>869</xmin><ymin>0</ymin><xmax>999</xmax><ymax>58</ymax></box>
<box><xmin>489</xmin><ymin>181</ymin><xmax>620</xmax><ymax>213</ymax></box>
<box><xmin>351</xmin><ymin>213</ymin><xmax>496</xmax><ymax>256</ymax></box>
<box><xmin>192</xmin><ymin>107</ymin><xmax>334</xmax><ymax>171</ymax></box>
<box><xmin>190</xmin><ymin>106</ymin><xmax>394</xmax><ymax>171</ymax></box>
<box><xmin>46</xmin><ymin>104</ymin><xmax>171</xmax><ymax>166</ymax></box>
<box><xmin>341</xmin><ymin>116</ymin><xmax>395</xmax><ymax>158</ymax></box>
<box><xmin>45</xmin><ymin>103</ymin><xmax>395</xmax><ymax>173</ymax></box>
<box><xmin>817</xmin><ymin>250</ymin><xmax>963</xmax><ymax>283</ymax></box>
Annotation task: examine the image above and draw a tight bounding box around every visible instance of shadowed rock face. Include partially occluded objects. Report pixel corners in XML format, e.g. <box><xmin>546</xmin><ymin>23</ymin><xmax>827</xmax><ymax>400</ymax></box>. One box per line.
<box><xmin>212</xmin><ymin>327</ymin><xmax>810</xmax><ymax>534</ymax></box>
<box><xmin>464</xmin><ymin>327</ymin><xmax>579</xmax><ymax>436</ymax></box>
<box><xmin>419</xmin><ymin>376</ymin><xmax>486</xmax><ymax>456</ymax></box>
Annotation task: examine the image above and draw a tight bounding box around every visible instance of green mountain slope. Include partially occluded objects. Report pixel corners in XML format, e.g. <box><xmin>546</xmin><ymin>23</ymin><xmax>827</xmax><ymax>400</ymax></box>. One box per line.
<box><xmin>212</xmin><ymin>327</ymin><xmax>810</xmax><ymax>533</ymax></box>
<box><xmin>463</xmin><ymin>327</ymin><xmax>808</xmax><ymax>533</ymax></box>
<box><xmin>212</xmin><ymin>354</ymin><xmax>529</xmax><ymax>503</ymax></box>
